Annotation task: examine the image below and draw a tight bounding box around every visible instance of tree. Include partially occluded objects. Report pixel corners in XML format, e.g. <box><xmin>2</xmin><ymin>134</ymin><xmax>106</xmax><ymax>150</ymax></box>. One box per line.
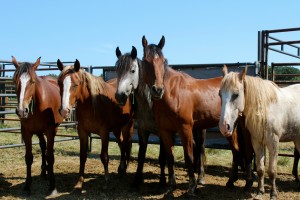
<box><xmin>269</xmin><ymin>66</ymin><xmax>300</xmax><ymax>81</ymax></box>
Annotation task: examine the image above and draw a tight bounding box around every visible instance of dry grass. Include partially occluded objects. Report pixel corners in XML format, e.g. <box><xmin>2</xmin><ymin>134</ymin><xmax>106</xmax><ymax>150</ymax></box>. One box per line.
<box><xmin>0</xmin><ymin>123</ymin><xmax>299</xmax><ymax>199</ymax></box>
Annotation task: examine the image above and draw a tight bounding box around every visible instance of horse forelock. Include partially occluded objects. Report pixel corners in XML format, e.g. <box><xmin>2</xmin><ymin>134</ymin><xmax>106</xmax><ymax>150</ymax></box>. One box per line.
<box><xmin>116</xmin><ymin>53</ymin><xmax>134</xmax><ymax>77</ymax></box>
<box><xmin>144</xmin><ymin>44</ymin><xmax>164</xmax><ymax>61</ymax></box>
<box><xmin>13</xmin><ymin>62</ymin><xmax>36</xmax><ymax>85</ymax></box>
<box><xmin>220</xmin><ymin>72</ymin><xmax>241</xmax><ymax>92</ymax></box>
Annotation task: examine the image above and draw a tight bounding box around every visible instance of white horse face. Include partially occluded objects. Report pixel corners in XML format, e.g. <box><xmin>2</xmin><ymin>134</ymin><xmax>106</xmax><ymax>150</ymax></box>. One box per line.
<box><xmin>115</xmin><ymin>46</ymin><xmax>139</xmax><ymax>105</ymax></box>
<box><xmin>219</xmin><ymin>70</ymin><xmax>246</xmax><ymax>137</ymax></box>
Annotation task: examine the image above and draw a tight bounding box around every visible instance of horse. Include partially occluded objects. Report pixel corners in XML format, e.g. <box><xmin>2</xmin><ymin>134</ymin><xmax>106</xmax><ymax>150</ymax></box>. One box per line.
<box><xmin>115</xmin><ymin>46</ymin><xmax>167</xmax><ymax>190</ymax></box>
<box><xmin>140</xmin><ymin>36</ymin><xmax>254</xmax><ymax>196</ymax></box>
<box><xmin>115</xmin><ymin>46</ymin><xmax>234</xmax><ymax>188</ymax></box>
<box><xmin>57</xmin><ymin>59</ymin><xmax>134</xmax><ymax>191</ymax></box>
<box><xmin>219</xmin><ymin>65</ymin><xmax>300</xmax><ymax>199</ymax></box>
<box><xmin>12</xmin><ymin>56</ymin><xmax>63</xmax><ymax>196</ymax></box>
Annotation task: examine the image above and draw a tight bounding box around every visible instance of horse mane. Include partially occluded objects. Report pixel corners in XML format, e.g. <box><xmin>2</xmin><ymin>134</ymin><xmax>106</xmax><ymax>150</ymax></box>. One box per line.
<box><xmin>222</xmin><ymin>72</ymin><xmax>279</xmax><ymax>138</ymax></box>
<box><xmin>144</xmin><ymin>44</ymin><xmax>164</xmax><ymax>60</ymax></box>
<box><xmin>58</xmin><ymin>66</ymin><xmax>106</xmax><ymax>106</ymax></box>
<box><xmin>115</xmin><ymin>53</ymin><xmax>142</xmax><ymax>77</ymax></box>
<box><xmin>13</xmin><ymin>62</ymin><xmax>36</xmax><ymax>85</ymax></box>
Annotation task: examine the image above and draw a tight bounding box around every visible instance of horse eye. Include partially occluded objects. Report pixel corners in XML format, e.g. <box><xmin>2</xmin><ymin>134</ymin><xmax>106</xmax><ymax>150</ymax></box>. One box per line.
<box><xmin>232</xmin><ymin>93</ymin><xmax>239</xmax><ymax>100</ymax></box>
<box><xmin>218</xmin><ymin>90</ymin><xmax>222</xmax><ymax>97</ymax></box>
<box><xmin>131</xmin><ymin>69</ymin><xmax>135</xmax><ymax>73</ymax></box>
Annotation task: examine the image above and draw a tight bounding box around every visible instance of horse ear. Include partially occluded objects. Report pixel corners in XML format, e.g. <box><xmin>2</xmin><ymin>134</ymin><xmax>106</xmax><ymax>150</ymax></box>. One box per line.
<box><xmin>142</xmin><ymin>35</ymin><xmax>148</xmax><ymax>48</ymax></box>
<box><xmin>158</xmin><ymin>35</ymin><xmax>165</xmax><ymax>49</ymax></box>
<box><xmin>12</xmin><ymin>56</ymin><xmax>19</xmax><ymax>68</ymax></box>
<box><xmin>239</xmin><ymin>65</ymin><xmax>248</xmax><ymax>81</ymax></box>
<box><xmin>222</xmin><ymin>65</ymin><xmax>228</xmax><ymax>76</ymax></box>
<box><xmin>131</xmin><ymin>46</ymin><xmax>137</xmax><ymax>59</ymax></box>
<box><xmin>57</xmin><ymin>59</ymin><xmax>64</xmax><ymax>71</ymax></box>
<box><xmin>32</xmin><ymin>57</ymin><xmax>41</xmax><ymax>70</ymax></box>
<box><xmin>74</xmin><ymin>59</ymin><xmax>80</xmax><ymax>72</ymax></box>
<box><xmin>116</xmin><ymin>47</ymin><xmax>122</xmax><ymax>58</ymax></box>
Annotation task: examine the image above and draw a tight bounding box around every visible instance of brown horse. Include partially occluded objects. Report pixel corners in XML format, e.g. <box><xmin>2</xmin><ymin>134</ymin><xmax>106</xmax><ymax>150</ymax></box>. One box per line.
<box><xmin>293</xmin><ymin>148</ymin><xmax>300</xmax><ymax>182</ymax></box>
<box><xmin>141</xmin><ymin>36</ymin><xmax>254</xmax><ymax>196</ymax></box>
<box><xmin>57</xmin><ymin>59</ymin><xmax>134</xmax><ymax>191</ymax></box>
<box><xmin>12</xmin><ymin>56</ymin><xmax>63</xmax><ymax>196</ymax></box>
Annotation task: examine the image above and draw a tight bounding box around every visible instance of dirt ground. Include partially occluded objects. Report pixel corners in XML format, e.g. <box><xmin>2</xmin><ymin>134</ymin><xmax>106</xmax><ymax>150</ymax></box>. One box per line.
<box><xmin>0</xmin><ymin>141</ymin><xmax>299</xmax><ymax>200</ymax></box>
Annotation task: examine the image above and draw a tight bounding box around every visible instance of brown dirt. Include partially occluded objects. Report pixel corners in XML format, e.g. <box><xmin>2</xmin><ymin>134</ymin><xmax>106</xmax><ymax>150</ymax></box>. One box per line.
<box><xmin>0</xmin><ymin>141</ymin><xmax>299</xmax><ymax>200</ymax></box>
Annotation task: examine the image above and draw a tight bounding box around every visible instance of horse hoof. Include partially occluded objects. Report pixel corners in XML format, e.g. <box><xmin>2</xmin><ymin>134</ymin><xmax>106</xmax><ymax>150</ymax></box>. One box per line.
<box><xmin>47</xmin><ymin>188</ymin><xmax>58</xmax><ymax>198</ymax></box>
<box><xmin>118</xmin><ymin>165</ymin><xmax>126</xmax><ymax>176</ymax></box>
<box><xmin>163</xmin><ymin>190</ymin><xmax>174</xmax><ymax>199</ymax></box>
<box><xmin>23</xmin><ymin>188</ymin><xmax>31</xmax><ymax>196</ymax></box>
<box><xmin>198</xmin><ymin>178</ymin><xmax>205</xmax><ymax>185</ymax></box>
<box><xmin>253</xmin><ymin>194</ymin><xmax>263</xmax><ymax>200</ymax></box>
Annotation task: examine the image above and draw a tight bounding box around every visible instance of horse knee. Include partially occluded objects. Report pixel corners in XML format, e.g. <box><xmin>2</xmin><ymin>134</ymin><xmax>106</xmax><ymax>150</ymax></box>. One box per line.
<box><xmin>25</xmin><ymin>154</ymin><xmax>33</xmax><ymax>166</ymax></box>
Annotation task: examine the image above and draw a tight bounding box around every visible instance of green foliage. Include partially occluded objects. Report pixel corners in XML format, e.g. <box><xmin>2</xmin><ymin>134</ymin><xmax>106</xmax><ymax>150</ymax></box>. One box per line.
<box><xmin>48</xmin><ymin>73</ymin><xmax>58</xmax><ymax>78</ymax></box>
<box><xmin>269</xmin><ymin>66</ymin><xmax>300</xmax><ymax>81</ymax></box>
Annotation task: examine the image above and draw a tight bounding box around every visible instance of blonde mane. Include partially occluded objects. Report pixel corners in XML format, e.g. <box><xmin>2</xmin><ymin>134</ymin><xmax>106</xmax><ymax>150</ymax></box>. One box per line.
<box><xmin>59</xmin><ymin>66</ymin><xmax>106</xmax><ymax>106</ymax></box>
<box><xmin>222</xmin><ymin>72</ymin><xmax>279</xmax><ymax>139</ymax></box>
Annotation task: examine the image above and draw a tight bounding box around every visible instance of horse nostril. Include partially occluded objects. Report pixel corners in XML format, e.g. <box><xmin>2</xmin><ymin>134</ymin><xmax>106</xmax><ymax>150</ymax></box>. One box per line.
<box><xmin>226</xmin><ymin>124</ymin><xmax>230</xmax><ymax>131</ymax></box>
<box><xmin>156</xmin><ymin>88</ymin><xmax>162</xmax><ymax>95</ymax></box>
<box><xmin>24</xmin><ymin>108</ymin><xmax>29</xmax><ymax>113</ymax></box>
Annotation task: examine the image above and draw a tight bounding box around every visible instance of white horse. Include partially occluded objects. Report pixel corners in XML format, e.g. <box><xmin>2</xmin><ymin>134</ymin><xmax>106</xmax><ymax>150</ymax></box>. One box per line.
<box><xmin>219</xmin><ymin>65</ymin><xmax>300</xmax><ymax>199</ymax></box>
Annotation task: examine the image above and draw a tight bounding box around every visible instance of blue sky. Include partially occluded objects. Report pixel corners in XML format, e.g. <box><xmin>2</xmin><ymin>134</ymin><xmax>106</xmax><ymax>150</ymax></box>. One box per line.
<box><xmin>1</xmin><ymin>1</ymin><xmax>299</xmax><ymax>75</ymax></box>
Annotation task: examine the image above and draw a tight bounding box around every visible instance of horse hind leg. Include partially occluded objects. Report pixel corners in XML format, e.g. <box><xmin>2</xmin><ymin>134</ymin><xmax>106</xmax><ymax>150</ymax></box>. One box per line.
<box><xmin>292</xmin><ymin>147</ymin><xmax>300</xmax><ymax>182</ymax></box>
<box><xmin>193</xmin><ymin>128</ymin><xmax>206</xmax><ymax>185</ymax></box>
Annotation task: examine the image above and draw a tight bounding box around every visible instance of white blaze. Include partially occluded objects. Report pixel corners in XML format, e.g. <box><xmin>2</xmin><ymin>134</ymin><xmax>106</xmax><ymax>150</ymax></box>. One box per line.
<box><xmin>19</xmin><ymin>73</ymin><xmax>30</xmax><ymax>110</ymax></box>
<box><xmin>62</xmin><ymin>76</ymin><xmax>71</xmax><ymax>110</ymax></box>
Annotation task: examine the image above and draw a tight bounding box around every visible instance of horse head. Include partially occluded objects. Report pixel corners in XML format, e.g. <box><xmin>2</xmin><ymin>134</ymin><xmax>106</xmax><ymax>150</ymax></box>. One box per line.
<box><xmin>142</xmin><ymin>35</ymin><xmax>166</xmax><ymax>100</ymax></box>
<box><xmin>12</xmin><ymin>56</ymin><xmax>40</xmax><ymax>119</ymax></box>
<box><xmin>57</xmin><ymin>59</ymin><xmax>81</xmax><ymax>119</ymax></box>
<box><xmin>219</xmin><ymin>65</ymin><xmax>247</xmax><ymax>137</ymax></box>
<box><xmin>115</xmin><ymin>46</ymin><xmax>139</xmax><ymax>105</ymax></box>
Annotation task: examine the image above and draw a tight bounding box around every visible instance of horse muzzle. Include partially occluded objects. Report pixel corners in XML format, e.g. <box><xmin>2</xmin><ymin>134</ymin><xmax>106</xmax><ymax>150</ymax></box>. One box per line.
<box><xmin>15</xmin><ymin>107</ymin><xmax>29</xmax><ymax>119</ymax></box>
<box><xmin>151</xmin><ymin>85</ymin><xmax>164</xmax><ymax>100</ymax></box>
<box><xmin>219</xmin><ymin>121</ymin><xmax>233</xmax><ymax>137</ymax></box>
<box><xmin>59</xmin><ymin>107</ymin><xmax>71</xmax><ymax>119</ymax></box>
<box><xmin>115</xmin><ymin>92</ymin><xmax>128</xmax><ymax>106</ymax></box>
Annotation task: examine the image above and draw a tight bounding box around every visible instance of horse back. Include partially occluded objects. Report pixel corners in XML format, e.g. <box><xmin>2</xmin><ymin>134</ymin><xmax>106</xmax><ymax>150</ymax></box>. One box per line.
<box><xmin>161</xmin><ymin>67</ymin><xmax>222</xmax><ymax>129</ymax></box>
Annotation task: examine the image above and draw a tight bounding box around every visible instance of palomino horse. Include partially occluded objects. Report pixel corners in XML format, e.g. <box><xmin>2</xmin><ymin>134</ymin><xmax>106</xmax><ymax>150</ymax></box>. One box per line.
<box><xmin>140</xmin><ymin>36</ymin><xmax>254</xmax><ymax>196</ymax></box>
<box><xmin>114</xmin><ymin>47</ymin><xmax>254</xmax><ymax>191</ymax></box>
<box><xmin>57</xmin><ymin>59</ymin><xmax>134</xmax><ymax>191</ymax></box>
<box><xmin>12</xmin><ymin>56</ymin><xmax>63</xmax><ymax>196</ymax></box>
<box><xmin>219</xmin><ymin>65</ymin><xmax>300</xmax><ymax>199</ymax></box>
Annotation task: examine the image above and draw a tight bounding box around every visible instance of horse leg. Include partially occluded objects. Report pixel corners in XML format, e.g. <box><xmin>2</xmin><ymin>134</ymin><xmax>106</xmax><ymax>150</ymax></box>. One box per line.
<box><xmin>37</xmin><ymin>133</ymin><xmax>47</xmax><ymax>178</ymax></box>
<box><xmin>132</xmin><ymin>127</ymin><xmax>149</xmax><ymax>189</ymax></box>
<box><xmin>100</xmin><ymin>131</ymin><xmax>110</xmax><ymax>189</ymax></box>
<box><xmin>193</xmin><ymin>128</ymin><xmax>206</xmax><ymax>185</ymax></box>
<box><xmin>113</xmin><ymin>129</ymin><xmax>126</xmax><ymax>175</ymax></box>
<box><xmin>160</xmin><ymin>130</ymin><xmax>176</xmax><ymax>198</ymax></box>
<box><xmin>74</xmin><ymin>131</ymin><xmax>88</xmax><ymax>191</ymax></box>
<box><xmin>22</xmin><ymin>130</ymin><xmax>33</xmax><ymax>195</ymax></box>
<box><xmin>292</xmin><ymin>147</ymin><xmax>300</xmax><ymax>182</ymax></box>
<box><xmin>45</xmin><ymin>129</ymin><xmax>57</xmax><ymax>196</ymax></box>
<box><xmin>252</xmin><ymin>140</ymin><xmax>265</xmax><ymax>199</ymax></box>
<box><xmin>118</xmin><ymin>121</ymin><xmax>134</xmax><ymax>175</ymax></box>
<box><xmin>180</xmin><ymin>126</ymin><xmax>196</xmax><ymax>196</ymax></box>
<box><xmin>243</xmin><ymin>125</ymin><xmax>254</xmax><ymax>190</ymax></box>
<box><xmin>159</xmin><ymin>139</ymin><xmax>167</xmax><ymax>187</ymax></box>
<box><xmin>266</xmin><ymin>136</ymin><xmax>279</xmax><ymax>200</ymax></box>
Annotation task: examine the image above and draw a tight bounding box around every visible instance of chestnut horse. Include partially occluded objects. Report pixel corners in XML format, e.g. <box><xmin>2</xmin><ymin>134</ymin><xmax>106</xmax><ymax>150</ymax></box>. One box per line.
<box><xmin>57</xmin><ymin>59</ymin><xmax>134</xmax><ymax>191</ymax></box>
<box><xmin>12</xmin><ymin>56</ymin><xmax>63</xmax><ymax>196</ymax></box>
<box><xmin>219</xmin><ymin>66</ymin><xmax>300</xmax><ymax>199</ymax></box>
<box><xmin>140</xmin><ymin>36</ymin><xmax>254</xmax><ymax>196</ymax></box>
